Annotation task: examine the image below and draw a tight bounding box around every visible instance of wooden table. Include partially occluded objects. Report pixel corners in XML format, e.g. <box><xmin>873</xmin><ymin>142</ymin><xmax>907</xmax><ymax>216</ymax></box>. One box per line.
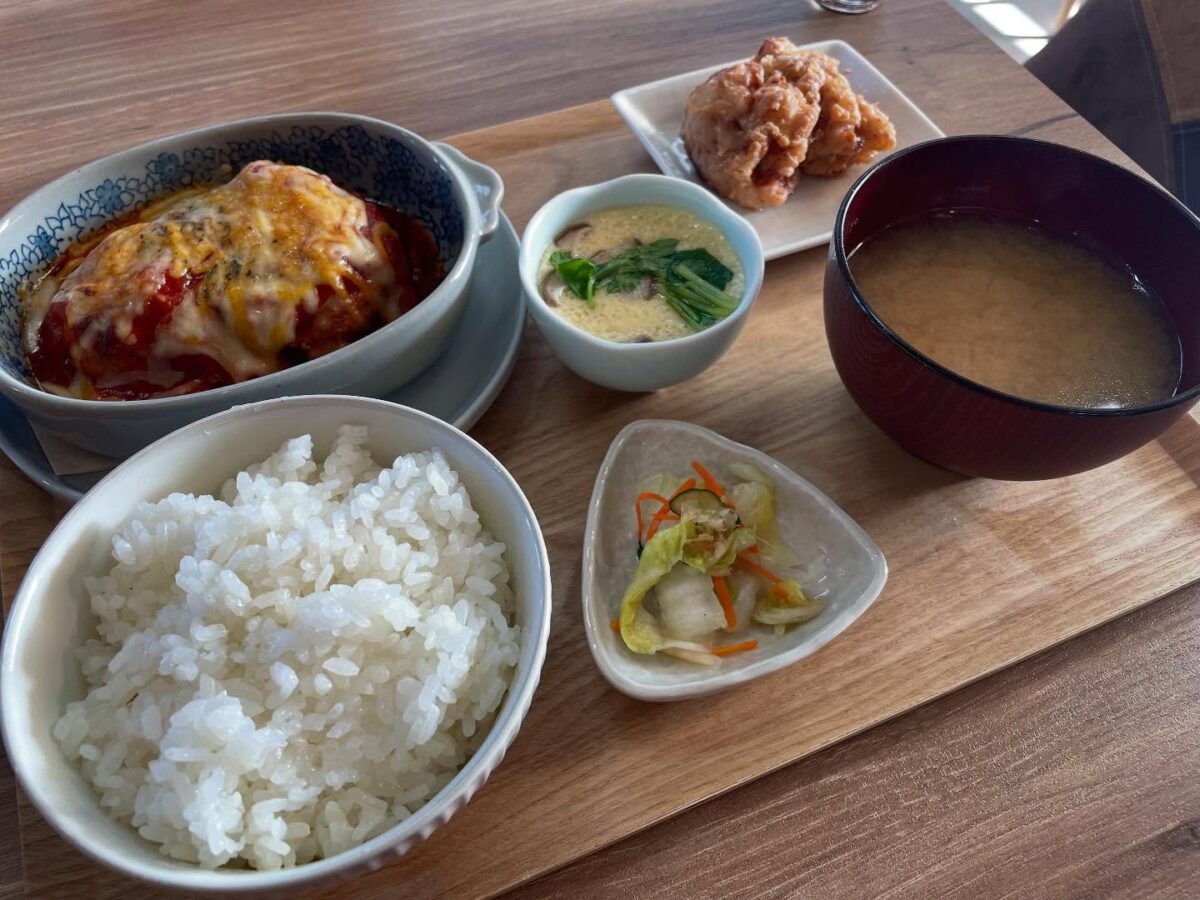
<box><xmin>2</xmin><ymin>0</ymin><xmax>1198</xmax><ymax>897</ymax></box>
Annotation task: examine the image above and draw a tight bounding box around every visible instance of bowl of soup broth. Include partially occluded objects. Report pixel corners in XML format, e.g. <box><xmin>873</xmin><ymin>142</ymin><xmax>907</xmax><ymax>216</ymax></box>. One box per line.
<box><xmin>824</xmin><ymin>135</ymin><xmax>1200</xmax><ymax>480</ymax></box>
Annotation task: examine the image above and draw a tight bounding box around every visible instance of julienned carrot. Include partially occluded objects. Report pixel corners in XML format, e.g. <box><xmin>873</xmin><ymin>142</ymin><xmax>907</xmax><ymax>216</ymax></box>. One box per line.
<box><xmin>711</xmin><ymin>639</ymin><xmax>758</xmax><ymax>657</ymax></box>
<box><xmin>609</xmin><ymin>618</ymin><xmax>621</xmax><ymax>632</ymax></box>
<box><xmin>644</xmin><ymin>513</ymin><xmax>678</xmax><ymax>541</ymax></box>
<box><xmin>736</xmin><ymin>554</ymin><xmax>782</xmax><ymax>584</ymax></box>
<box><xmin>712</xmin><ymin>576</ymin><xmax>736</xmax><ymax>629</ymax></box>
<box><xmin>644</xmin><ymin>478</ymin><xmax>698</xmax><ymax>541</ymax></box>
<box><xmin>673</xmin><ymin>477</ymin><xmax>698</xmax><ymax>496</ymax></box>
<box><xmin>635</xmin><ymin>491</ymin><xmax>671</xmax><ymax>540</ymax></box>
<box><xmin>690</xmin><ymin>460</ymin><xmax>726</xmax><ymax>498</ymax></box>
<box><xmin>644</xmin><ymin>505</ymin><xmax>675</xmax><ymax>542</ymax></box>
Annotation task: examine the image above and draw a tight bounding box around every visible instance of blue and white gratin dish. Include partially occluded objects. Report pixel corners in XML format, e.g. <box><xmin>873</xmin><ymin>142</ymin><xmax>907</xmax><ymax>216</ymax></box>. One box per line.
<box><xmin>0</xmin><ymin>112</ymin><xmax>504</xmax><ymax>458</ymax></box>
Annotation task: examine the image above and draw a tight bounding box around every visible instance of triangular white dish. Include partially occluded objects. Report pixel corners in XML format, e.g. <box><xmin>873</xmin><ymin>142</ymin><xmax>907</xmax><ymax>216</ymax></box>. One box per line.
<box><xmin>582</xmin><ymin>419</ymin><xmax>887</xmax><ymax>700</ymax></box>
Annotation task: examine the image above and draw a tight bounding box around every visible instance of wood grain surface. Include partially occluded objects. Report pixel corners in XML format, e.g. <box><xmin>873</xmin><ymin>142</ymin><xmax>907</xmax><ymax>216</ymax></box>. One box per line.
<box><xmin>513</xmin><ymin>579</ymin><xmax>1200</xmax><ymax>900</ymax></box>
<box><xmin>1</xmin><ymin>1</ymin><xmax>1197</xmax><ymax>898</ymax></box>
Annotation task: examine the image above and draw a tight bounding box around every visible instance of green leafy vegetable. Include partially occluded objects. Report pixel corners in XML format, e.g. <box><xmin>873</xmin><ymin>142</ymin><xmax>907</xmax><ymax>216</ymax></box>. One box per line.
<box><xmin>593</xmin><ymin>238</ymin><xmax>678</xmax><ymax>291</ymax></box>
<box><xmin>620</xmin><ymin>520</ymin><xmax>703</xmax><ymax>654</ymax></box>
<box><xmin>661</xmin><ymin>264</ymin><xmax>740</xmax><ymax>330</ymax></box>
<box><xmin>602</xmin><ymin>270</ymin><xmax>642</xmax><ymax>295</ymax></box>
<box><xmin>550</xmin><ymin>238</ymin><xmax>741</xmax><ymax>331</ymax></box>
<box><xmin>550</xmin><ymin>252</ymin><xmax>596</xmax><ymax>307</ymax></box>
<box><xmin>668</xmin><ymin>248</ymin><xmax>733</xmax><ymax>290</ymax></box>
<box><xmin>620</xmin><ymin>520</ymin><xmax>690</xmax><ymax>647</ymax></box>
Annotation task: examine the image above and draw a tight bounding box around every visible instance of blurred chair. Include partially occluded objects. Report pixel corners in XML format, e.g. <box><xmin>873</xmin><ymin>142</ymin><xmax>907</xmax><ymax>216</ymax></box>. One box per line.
<box><xmin>1027</xmin><ymin>0</ymin><xmax>1200</xmax><ymax>212</ymax></box>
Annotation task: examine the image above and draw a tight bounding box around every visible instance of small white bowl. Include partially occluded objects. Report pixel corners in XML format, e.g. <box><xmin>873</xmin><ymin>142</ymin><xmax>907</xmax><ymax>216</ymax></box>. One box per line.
<box><xmin>519</xmin><ymin>174</ymin><xmax>764</xmax><ymax>392</ymax></box>
<box><xmin>582</xmin><ymin>420</ymin><xmax>886</xmax><ymax>701</ymax></box>
<box><xmin>0</xmin><ymin>395</ymin><xmax>551</xmax><ymax>892</ymax></box>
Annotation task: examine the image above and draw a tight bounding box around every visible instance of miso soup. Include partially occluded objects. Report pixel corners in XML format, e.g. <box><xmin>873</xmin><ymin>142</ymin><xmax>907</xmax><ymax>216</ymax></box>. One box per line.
<box><xmin>848</xmin><ymin>210</ymin><xmax>1182</xmax><ymax>409</ymax></box>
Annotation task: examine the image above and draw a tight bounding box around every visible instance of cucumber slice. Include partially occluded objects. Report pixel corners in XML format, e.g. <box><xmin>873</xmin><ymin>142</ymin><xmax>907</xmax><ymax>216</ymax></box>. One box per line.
<box><xmin>669</xmin><ymin>488</ymin><xmax>724</xmax><ymax>515</ymax></box>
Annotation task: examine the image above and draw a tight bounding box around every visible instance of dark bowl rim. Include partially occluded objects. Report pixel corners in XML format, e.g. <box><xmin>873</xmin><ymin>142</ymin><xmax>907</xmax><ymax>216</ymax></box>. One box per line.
<box><xmin>832</xmin><ymin>133</ymin><xmax>1200</xmax><ymax>419</ymax></box>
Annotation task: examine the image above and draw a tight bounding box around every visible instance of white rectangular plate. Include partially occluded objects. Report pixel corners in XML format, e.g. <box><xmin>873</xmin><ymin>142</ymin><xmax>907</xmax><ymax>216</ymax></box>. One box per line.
<box><xmin>611</xmin><ymin>40</ymin><xmax>945</xmax><ymax>260</ymax></box>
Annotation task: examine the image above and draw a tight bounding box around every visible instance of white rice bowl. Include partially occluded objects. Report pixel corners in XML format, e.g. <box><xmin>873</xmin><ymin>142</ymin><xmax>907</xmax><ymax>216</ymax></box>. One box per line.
<box><xmin>51</xmin><ymin>425</ymin><xmax>521</xmax><ymax>870</ymax></box>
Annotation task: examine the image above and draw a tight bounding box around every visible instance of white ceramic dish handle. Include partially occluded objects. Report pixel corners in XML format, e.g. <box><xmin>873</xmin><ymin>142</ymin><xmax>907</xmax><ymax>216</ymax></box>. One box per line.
<box><xmin>436</xmin><ymin>142</ymin><xmax>504</xmax><ymax>244</ymax></box>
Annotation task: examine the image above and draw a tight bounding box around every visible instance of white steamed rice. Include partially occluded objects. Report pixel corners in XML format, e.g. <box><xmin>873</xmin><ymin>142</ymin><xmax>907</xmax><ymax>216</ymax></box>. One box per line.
<box><xmin>53</xmin><ymin>426</ymin><xmax>520</xmax><ymax>870</ymax></box>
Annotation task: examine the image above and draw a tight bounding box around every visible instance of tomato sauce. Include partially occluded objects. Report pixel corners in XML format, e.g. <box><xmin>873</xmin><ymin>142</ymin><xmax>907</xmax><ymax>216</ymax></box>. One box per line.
<box><xmin>24</xmin><ymin>178</ymin><xmax>444</xmax><ymax>401</ymax></box>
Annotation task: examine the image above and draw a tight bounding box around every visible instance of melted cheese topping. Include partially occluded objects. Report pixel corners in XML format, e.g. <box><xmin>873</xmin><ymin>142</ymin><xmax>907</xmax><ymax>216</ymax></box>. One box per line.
<box><xmin>27</xmin><ymin>161</ymin><xmax>399</xmax><ymax>390</ymax></box>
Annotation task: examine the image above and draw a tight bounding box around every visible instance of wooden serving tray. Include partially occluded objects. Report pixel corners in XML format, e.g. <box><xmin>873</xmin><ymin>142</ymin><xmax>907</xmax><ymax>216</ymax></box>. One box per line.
<box><xmin>5</xmin><ymin>102</ymin><xmax>1200</xmax><ymax>898</ymax></box>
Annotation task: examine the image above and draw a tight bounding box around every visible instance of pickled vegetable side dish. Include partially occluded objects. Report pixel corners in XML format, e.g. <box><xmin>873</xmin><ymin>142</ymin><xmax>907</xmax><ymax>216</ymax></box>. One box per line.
<box><xmin>615</xmin><ymin>459</ymin><xmax>822</xmax><ymax>665</ymax></box>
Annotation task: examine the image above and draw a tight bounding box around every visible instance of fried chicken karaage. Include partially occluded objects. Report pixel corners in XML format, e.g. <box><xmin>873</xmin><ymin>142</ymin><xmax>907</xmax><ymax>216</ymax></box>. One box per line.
<box><xmin>681</xmin><ymin>38</ymin><xmax>897</xmax><ymax>209</ymax></box>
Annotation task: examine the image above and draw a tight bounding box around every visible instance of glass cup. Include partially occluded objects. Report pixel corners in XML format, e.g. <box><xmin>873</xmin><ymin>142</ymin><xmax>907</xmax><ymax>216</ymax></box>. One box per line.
<box><xmin>817</xmin><ymin>0</ymin><xmax>881</xmax><ymax>12</ymax></box>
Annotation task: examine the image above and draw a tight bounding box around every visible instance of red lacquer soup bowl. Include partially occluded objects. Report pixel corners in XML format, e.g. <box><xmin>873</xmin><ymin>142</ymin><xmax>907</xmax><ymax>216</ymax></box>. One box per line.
<box><xmin>824</xmin><ymin>135</ymin><xmax>1200</xmax><ymax>480</ymax></box>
